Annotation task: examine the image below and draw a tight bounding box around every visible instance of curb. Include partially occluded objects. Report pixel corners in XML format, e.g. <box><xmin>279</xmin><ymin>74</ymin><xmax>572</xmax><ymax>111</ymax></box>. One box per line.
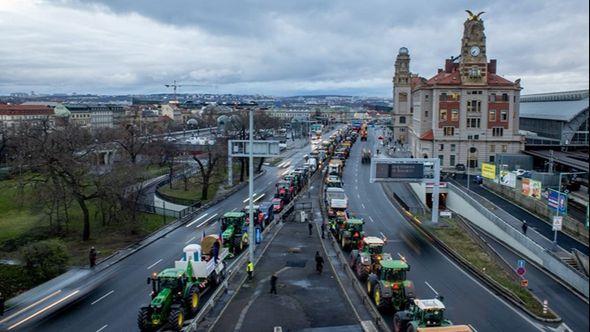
<box><xmin>318</xmin><ymin>170</ymin><xmax>389</xmax><ymax>332</ymax></box>
<box><xmin>4</xmin><ymin>170</ymin><xmax>268</xmax><ymax>313</ymax></box>
<box><xmin>189</xmin><ymin>170</ymin><xmax>320</xmax><ymax>332</ymax></box>
<box><xmin>380</xmin><ymin>183</ymin><xmax>562</xmax><ymax>323</ymax></box>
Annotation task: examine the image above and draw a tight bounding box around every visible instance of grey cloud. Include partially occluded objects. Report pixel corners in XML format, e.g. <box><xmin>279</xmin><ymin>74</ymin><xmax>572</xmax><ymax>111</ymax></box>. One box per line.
<box><xmin>0</xmin><ymin>0</ymin><xmax>588</xmax><ymax>96</ymax></box>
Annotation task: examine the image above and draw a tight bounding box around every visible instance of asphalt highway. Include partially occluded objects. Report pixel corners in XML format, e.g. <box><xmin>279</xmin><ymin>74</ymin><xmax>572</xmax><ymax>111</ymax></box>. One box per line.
<box><xmin>21</xmin><ymin>131</ymin><xmax>325</xmax><ymax>332</ymax></box>
<box><xmin>341</xmin><ymin>129</ymin><xmax>547</xmax><ymax>332</ymax></box>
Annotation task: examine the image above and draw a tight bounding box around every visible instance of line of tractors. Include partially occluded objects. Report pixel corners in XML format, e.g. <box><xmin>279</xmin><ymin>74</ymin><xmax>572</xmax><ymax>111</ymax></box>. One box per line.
<box><xmin>137</xmin><ymin>129</ymin><xmax>324</xmax><ymax>331</ymax></box>
<box><xmin>324</xmin><ymin>122</ymin><xmax>474</xmax><ymax>332</ymax></box>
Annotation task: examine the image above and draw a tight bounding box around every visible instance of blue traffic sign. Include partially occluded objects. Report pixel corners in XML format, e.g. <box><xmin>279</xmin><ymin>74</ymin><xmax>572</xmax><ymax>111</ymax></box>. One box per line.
<box><xmin>517</xmin><ymin>259</ymin><xmax>526</xmax><ymax>269</ymax></box>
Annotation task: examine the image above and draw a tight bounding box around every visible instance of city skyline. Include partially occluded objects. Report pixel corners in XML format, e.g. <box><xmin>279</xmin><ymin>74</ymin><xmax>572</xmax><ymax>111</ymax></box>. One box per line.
<box><xmin>1</xmin><ymin>0</ymin><xmax>588</xmax><ymax>97</ymax></box>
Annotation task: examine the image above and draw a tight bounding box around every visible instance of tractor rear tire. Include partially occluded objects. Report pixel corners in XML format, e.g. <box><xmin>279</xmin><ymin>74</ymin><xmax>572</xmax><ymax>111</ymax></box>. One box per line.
<box><xmin>393</xmin><ymin>313</ymin><xmax>403</xmax><ymax>332</ymax></box>
<box><xmin>168</xmin><ymin>306</ymin><xmax>185</xmax><ymax>331</ymax></box>
<box><xmin>137</xmin><ymin>307</ymin><xmax>152</xmax><ymax>332</ymax></box>
<box><xmin>374</xmin><ymin>285</ymin><xmax>388</xmax><ymax>312</ymax></box>
<box><xmin>186</xmin><ymin>285</ymin><xmax>200</xmax><ymax>316</ymax></box>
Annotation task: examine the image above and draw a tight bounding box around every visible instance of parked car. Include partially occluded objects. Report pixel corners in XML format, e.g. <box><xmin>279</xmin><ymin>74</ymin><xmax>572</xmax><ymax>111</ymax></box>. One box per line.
<box><xmin>473</xmin><ymin>175</ymin><xmax>483</xmax><ymax>184</ymax></box>
<box><xmin>455</xmin><ymin>164</ymin><xmax>466</xmax><ymax>172</ymax></box>
<box><xmin>278</xmin><ymin>142</ymin><xmax>287</xmax><ymax>151</ymax></box>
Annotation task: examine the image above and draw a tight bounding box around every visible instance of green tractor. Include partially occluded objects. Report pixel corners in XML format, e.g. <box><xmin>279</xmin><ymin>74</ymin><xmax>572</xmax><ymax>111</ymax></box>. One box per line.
<box><xmin>367</xmin><ymin>259</ymin><xmax>415</xmax><ymax>313</ymax></box>
<box><xmin>393</xmin><ymin>298</ymin><xmax>467</xmax><ymax>332</ymax></box>
<box><xmin>138</xmin><ymin>237</ymin><xmax>228</xmax><ymax>331</ymax></box>
<box><xmin>328</xmin><ymin>210</ymin><xmax>348</xmax><ymax>235</ymax></box>
<box><xmin>338</xmin><ymin>218</ymin><xmax>364</xmax><ymax>250</ymax></box>
<box><xmin>220</xmin><ymin>211</ymin><xmax>249</xmax><ymax>257</ymax></box>
<box><xmin>349</xmin><ymin>236</ymin><xmax>391</xmax><ymax>281</ymax></box>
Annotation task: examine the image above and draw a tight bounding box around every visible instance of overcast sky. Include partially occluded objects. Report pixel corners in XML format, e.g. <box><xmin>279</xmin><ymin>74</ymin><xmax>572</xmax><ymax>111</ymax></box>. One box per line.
<box><xmin>0</xmin><ymin>0</ymin><xmax>588</xmax><ymax>97</ymax></box>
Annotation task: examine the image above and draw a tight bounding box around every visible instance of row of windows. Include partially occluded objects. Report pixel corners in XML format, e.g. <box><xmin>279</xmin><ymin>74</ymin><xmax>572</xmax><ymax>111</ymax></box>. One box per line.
<box><xmin>439</xmin><ymin>109</ymin><xmax>509</xmax><ymax>125</ymax></box>
<box><xmin>436</xmin><ymin>148</ymin><xmax>507</xmax><ymax>166</ymax></box>
<box><xmin>442</xmin><ymin>126</ymin><xmax>506</xmax><ymax>137</ymax></box>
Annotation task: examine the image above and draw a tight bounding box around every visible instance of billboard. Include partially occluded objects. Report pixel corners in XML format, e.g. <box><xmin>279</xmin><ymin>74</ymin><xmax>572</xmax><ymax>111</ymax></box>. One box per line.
<box><xmin>499</xmin><ymin>170</ymin><xmax>516</xmax><ymax>188</ymax></box>
<box><xmin>547</xmin><ymin>189</ymin><xmax>568</xmax><ymax>214</ymax></box>
<box><xmin>481</xmin><ymin>163</ymin><xmax>496</xmax><ymax>180</ymax></box>
<box><xmin>521</xmin><ymin>178</ymin><xmax>542</xmax><ymax>199</ymax></box>
<box><xmin>375</xmin><ymin>162</ymin><xmax>424</xmax><ymax>179</ymax></box>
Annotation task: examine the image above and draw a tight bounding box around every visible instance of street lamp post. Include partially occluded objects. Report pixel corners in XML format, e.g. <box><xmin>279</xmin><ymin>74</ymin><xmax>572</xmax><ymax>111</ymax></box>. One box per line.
<box><xmin>248</xmin><ymin>109</ymin><xmax>255</xmax><ymax>263</ymax></box>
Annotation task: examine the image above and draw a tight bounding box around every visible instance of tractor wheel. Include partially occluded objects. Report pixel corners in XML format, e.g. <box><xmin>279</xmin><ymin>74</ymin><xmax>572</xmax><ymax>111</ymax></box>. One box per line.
<box><xmin>374</xmin><ymin>285</ymin><xmax>388</xmax><ymax>312</ymax></box>
<box><xmin>168</xmin><ymin>306</ymin><xmax>185</xmax><ymax>331</ymax></box>
<box><xmin>186</xmin><ymin>285</ymin><xmax>200</xmax><ymax>316</ymax></box>
<box><xmin>392</xmin><ymin>313</ymin><xmax>403</xmax><ymax>332</ymax></box>
<box><xmin>341</xmin><ymin>237</ymin><xmax>347</xmax><ymax>250</ymax></box>
<box><xmin>406</xmin><ymin>324</ymin><xmax>417</xmax><ymax>332</ymax></box>
<box><xmin>137</xmin><ymin>307</ymin><xmax>152</xmax><ymax>332</ymax></box>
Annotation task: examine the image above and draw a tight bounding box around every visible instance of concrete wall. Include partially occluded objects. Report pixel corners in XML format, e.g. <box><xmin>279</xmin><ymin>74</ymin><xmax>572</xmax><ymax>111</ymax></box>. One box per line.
<box><xmin>484</xmin><ymin>179</ymin><xmax>588</xmax><ymax>242</ymax></box>
<box><xmin>409</xmin><ymin>182</ymin><xmax>426</xmax><ymax>206</ymax></box>
<box><xmin>408</xmin><ymin>182</ymin><xmax>589</xmax><ymax>297</ymax></box>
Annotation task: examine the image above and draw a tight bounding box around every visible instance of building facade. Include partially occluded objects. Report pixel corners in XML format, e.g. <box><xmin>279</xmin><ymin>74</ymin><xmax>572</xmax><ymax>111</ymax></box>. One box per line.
<box><xmin>400</xmin><ymin>12</ymin><xmax>523</xmax><ymax>169</ymax></box>
<box><xmin>0</xmin><ymin>104</ymin><xmax>55</xmax><ymax>130</ymax></box>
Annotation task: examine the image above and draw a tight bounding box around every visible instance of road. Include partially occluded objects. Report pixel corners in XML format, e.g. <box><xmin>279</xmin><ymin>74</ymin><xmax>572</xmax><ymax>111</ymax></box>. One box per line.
<box><xmin>452</xmin><ymin>177</ymin><xmax>588</xmax><ymax>254</ymax></box>
<box><xmin>341</xmin><ymin>129</ymin><xmax>547</xmax><ymax>331</ymax></box>
<box><xmin>20</xmin><ymin>129</ymin><xmax>329</xmax><ymax>332</ymax></box>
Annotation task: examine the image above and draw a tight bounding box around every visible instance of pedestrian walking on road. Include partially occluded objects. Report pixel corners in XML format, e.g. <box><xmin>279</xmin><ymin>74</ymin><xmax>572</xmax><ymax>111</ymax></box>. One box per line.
<box><xmin>308</xmin><ymin>221</ymin><xmax>313</xmax><ymax>237</ymax></box>
<box><xmin>89</xmin><ymin>247</ymin><xmax>98</xmax><ymax>268</ymax></box>
<box><xmin>315</xmin><ymin>251</ymin><xmax>324</xmax><ymax>275</ymax></box>
<box><xmin>270</xmin><ymin>273</ymin><xmax>278</xmax><ymax>294</ymax></box>
<box><xmin>246</xmin><ymin>261</ymin><xmax>254</xmax><ymax>281</ymax></box>
<box><xmin>0</xmin><ymin>292</ymin><xmax>5</xmax><ymax>316</ymax></box>
<box><xmin>321</xmin><ymin>223</ymin><xmax>326</xmax><ymax>239</ymax></box>
<box><xmin>521</xmin><ymin>220</ymin><xmax>528</xmax><ymax>236</ymax></box>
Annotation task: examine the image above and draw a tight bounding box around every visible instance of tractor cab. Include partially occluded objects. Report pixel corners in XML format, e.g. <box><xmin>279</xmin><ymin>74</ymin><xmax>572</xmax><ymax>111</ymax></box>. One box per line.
<box><xmin>220</xmin><ymin>211</ymin><xmax>247</xmax><ymax>233</ymax></box>
<box><xmin>325</xmin><ymin>175</ymin><xmax>343</xmax><ymax>188</ymax></box>
<box><xmin>368</xmin><ymin>259</ymin><xmax>414</xmax><ymax>313</ymax></box>
<box><xmin>148</xmin><ymin>268</ymin><xmax>186</xmax><ymax>299</ymax></box>
<box><xmin>276</xmin><ymin>180</ymin><xmax>293</xmax><ymax>200</ymax></box>
<box><xmin>339</xmin><ymin>218</ymin><xmax>365</xmax><ymax>250</ymax></box>
<box><xmin>379</xmin><ymin>259</ymin><xmax>411</xmax><ymax>284</ymax></box>
<box><xmin>393</xmin><ymin>298</ymin><xmax>455</xmax><ymax>331</ymax></box>
<box><xmin>271</xmin><ymin>197</ymin><xmax>284</xmax><ymax>212</ymax></box>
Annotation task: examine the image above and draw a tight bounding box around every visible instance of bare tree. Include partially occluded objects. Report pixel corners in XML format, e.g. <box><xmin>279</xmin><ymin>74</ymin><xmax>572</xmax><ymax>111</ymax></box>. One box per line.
<box><xmin>191</xmin><ymin>140</ymin><xmax>227</xmax><ymax>201</ymax></box>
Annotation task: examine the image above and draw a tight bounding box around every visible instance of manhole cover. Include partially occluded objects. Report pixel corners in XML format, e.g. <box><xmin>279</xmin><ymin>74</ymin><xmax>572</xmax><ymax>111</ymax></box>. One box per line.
<box><xmin>286</xmin><ymin>260</ymin><xmax>307</xmax><ymax>268</ymax></box>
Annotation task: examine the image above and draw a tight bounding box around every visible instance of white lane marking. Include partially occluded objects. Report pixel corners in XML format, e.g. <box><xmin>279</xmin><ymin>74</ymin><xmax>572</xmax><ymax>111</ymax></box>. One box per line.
<box><xmin>185</xmin><ymin>212</ymin><xmax>209</xmax><ymax>228</ymax></box>
<box><xmin>231</xmin><ymin>208</ymin><xmax>237</xmax><ymax>211</ymax></box>
<box><xmin>96</xmin><ymin>325</ymin><xmax>108</xmax><ymax>332</ymax></box>
<box><xmin>185</xmin><ymin>236</ymin><xmax>196</xmax><ymax>244</ymax></box>
<box><xmin>147</xmin><ymin>259</ymin><xmax>163</xmax><ymax>270</ymax></box>
<box><xmin>253</xmin><ymin>193</ymin><xmax>266</xmax><ymax>203</ymax></box>
<box><xmin>378</xmin><ymin>186</ymin><xmax>545</xmax><ymax>331</ymax></box>
<box><xmin>243</xmin><ymin>193</ymin><xmax>257</xmax><ymax>203</ymax></box>
<box><xmin>369</xmin><ymin>216</ymin><xmax>375</xmax><ymax>223</ymax></box>
<box><xmin>355</xmin><ymin>186</ymin><xmax>358</xmax><ymax>190</ymax></box>
<box><xmin>357</xmin><ymin>194</ymin><xmax>361</xmax><ymax>199</ymax></box>
<box><xmin>425</xmin><ymin>281</ymin><xmax>439</xmax><ymax>296</ymax></box>
<box><xmin>361</xmin><ymin>203</ymin><xmax>366</xmax><ymax>209</ymax></box>
<box><xmin>267</xmin><ymin>181</ymin><xmax>273</xmax><ymax>185</ymax></box>
<box><xmin>0</xmin><ymin>290</ymin><xmax>62</xmax><ymax>323</ymax></box>
<box><xmin>7</xmin><ymin>290</ymin><xmax>80</xmax><ymax>330</ymax></box>
<box><xmin>196</xmin><ymin>213</ymin><xmax>219</xmax><ymax>228</ymax></box>
<box><xmin>91</xmin><ymin>290</ymin><xmax>114</xmax><ymax>305</ymax></box>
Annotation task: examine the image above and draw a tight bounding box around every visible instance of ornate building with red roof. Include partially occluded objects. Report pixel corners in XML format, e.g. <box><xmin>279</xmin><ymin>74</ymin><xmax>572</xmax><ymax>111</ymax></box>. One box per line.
<box><xmin>393</xmin><ymin>12</ymin><xmax>524</xmax><ymax>169</ymax></box>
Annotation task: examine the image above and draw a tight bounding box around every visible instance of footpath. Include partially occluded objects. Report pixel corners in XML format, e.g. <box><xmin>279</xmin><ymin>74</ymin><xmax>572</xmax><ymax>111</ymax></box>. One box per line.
<box><xmin>210</xmin><ymin>221</ymin><xmax>361</xmax><ymax>332</ymax></box>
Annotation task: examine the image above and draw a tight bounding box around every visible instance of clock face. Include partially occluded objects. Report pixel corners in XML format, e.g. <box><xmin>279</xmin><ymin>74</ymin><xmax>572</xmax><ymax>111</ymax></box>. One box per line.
<box><xmin>470</xmin><ymin>46</ymin><xmax>481</xmax><ymax>57</ymax></box>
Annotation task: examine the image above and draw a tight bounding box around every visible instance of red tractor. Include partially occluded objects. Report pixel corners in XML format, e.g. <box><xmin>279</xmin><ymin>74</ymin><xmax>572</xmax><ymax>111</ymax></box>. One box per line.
<box><xmin>272</xmin><ymin>197</ymin><xmax>284</xmax><ymax>213</ymax></box>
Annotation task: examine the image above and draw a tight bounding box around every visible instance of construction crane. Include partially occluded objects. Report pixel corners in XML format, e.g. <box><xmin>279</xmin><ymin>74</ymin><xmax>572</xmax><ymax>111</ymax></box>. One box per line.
<box><xmin>164</xmin><ymin>80</ymin><xmax>214</xmax><ymax>101</ymax></box>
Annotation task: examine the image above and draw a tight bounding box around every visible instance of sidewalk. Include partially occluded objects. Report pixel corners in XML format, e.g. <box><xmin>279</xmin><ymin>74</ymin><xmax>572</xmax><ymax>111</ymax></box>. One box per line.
<box><xmin>210</xmin><ymin>221</ymin><xmax>361</xmax><ymax>332</ymax></box>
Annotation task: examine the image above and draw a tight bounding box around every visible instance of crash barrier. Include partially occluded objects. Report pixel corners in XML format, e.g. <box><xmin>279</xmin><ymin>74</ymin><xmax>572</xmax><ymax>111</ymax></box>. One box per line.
<box><xmin>319</xmin><ymin>170</ymin><xmax>391</xmax><ymax>332</ymax></box>
<box><xmin>446</xmin><ymin>182</ymin><xmax>589</xmax><ymax>298</ymax></box>
<box><xmin>383</xmin><ymin>183</ymin><xmax>563</xmax><ymax>322</ymax></box>
<box><xmin>184</xmin><ymin>163</ymin><xmax>322</xmax><ymax>331</ymax></box>
<box><xmin>482</xmin><ymin>178</ymin><xmax>588</xmax><ymax>243</ymax></box>
<box><xmin>573</xmin><ymin>249</ymin><xmax>590</xmax><ymax>277</ymax></box>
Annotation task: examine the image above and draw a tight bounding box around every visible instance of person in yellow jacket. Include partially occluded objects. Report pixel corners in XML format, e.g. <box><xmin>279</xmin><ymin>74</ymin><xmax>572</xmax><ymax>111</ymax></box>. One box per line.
<box><xmin>246</xmin><ymin>261</ymin><xmax>254</xmax><ymax>281</ymax></box>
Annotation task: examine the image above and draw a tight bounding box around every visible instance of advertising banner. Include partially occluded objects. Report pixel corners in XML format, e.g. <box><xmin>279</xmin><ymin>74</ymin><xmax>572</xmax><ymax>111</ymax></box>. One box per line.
<box><xmin>481</xmin><ymin>162</ymin><xmax>496</xmax><ymax>180</ymax></box>
<box><xmin>547</xmin><ymin>189</ymin><xmax>568</xmax><ymax>214</ymax></box>
<box><xmin>522</xmin><ymin>178</ymin><xmax>542</xmax><ymax>199</ymax></box>
<box><xmin>499</xmin><ymin>170</ymin><xmax>516</xmax><ymax>188</ymax></box>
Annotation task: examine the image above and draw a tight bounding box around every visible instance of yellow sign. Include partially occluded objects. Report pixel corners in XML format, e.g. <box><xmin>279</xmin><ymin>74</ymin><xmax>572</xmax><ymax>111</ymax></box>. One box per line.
<box><xmin>481</xmin><ymin>162</ymin><xmax>496</xmax><ymax>179</ymax></box>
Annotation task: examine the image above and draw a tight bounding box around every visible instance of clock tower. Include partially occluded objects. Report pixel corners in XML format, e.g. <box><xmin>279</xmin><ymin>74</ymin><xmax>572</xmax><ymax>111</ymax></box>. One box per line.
<box><xmin>392</xmin><ymin>47</ymin><xmax>412</xmax><ymax>143</ymax></box>
<box><xmin>459</xmin><ymin>11</ymin><xmax>487</xmax><ymax>85</ymax></box>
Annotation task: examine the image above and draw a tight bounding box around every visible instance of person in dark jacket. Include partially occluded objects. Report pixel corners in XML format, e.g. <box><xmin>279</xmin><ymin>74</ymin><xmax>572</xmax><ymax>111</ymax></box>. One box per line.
<box><xmin>0</xmin><ymin>291</ymin><xmax>5</xmax><ymax>316</ymax></box>
<box><xmin>270</xmin><ymin>273</ymin><xmax>278</xmax><ymax>294</ymax></box>
<box><xmin>89</xmin><ymin>247</ymin><xmax>98</xmax><ymax>268</ymax></box>
<box><xmin>315</xmin><ymin>251</ymin><xmax>324</xmax><ymax>275</ymax></box>
<box><xmin>521</xmin><ymin>220</ymin><xmax>528</xmax><ymax>235</ymax></box>
<box><xmin>321</xmin><ymin>223</ymin><xmax>326</xmax><ymax>239</ymax></box>
<box><xmin>212</xmin><ymin>240</ymin><xmax>220</xmax><ymax>264</ymax></box>
<box><xmin>308</xmin><ymin>221</ymin><xmax>313</xmax><ymax>237</ymax></box>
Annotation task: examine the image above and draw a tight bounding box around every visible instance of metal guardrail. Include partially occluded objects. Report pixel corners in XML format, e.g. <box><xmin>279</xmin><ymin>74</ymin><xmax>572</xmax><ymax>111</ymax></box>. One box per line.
<box><xmin>318</xmin><ymin>168</ymin><xmax>391</xmax><ymax>332</ymax></box>
<box><xmin>183</xmin><ymin>166</ymin><xmax>321</xmax><ymax>331</ymax></box>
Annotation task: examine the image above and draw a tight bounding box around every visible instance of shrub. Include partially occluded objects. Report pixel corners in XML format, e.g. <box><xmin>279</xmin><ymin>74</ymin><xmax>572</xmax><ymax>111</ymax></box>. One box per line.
<box><xmin>19</xmin><ymin>239</ymin><xmax>70</xmax><ymax>283</ymax></box>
